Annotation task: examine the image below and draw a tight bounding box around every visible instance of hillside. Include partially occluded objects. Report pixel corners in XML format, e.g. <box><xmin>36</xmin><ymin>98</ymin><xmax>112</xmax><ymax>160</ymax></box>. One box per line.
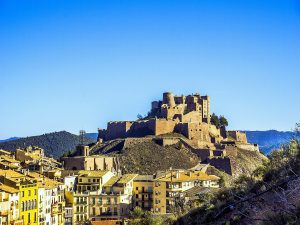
<box><xmin>246</xmin><ymin>130</ymin><xmax>300</xmax><ymax>154</ymax></box>
<box><xmin>91</xmin><ymin>137</ymin><xmax>266</xmax><ymax>178</ymax></box>
<box><xmin>0</xmin><ymin>131</ymin><xmax>93</xmax><ymax>159</ymax></box>
<box><xmin>92</xmin><ymin>138</ymin><xmax>199</xmax><ymax>175</ymax></box>
<box><xmin>84</xmin><ymin>130</ymin><xmax>300</xmax><ymax>155</ymax></box>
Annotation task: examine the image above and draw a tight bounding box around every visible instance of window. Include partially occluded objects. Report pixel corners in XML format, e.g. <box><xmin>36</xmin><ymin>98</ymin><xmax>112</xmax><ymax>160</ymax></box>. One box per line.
<box><xmin>136</xmin><ymin>187</ymin><xmax>138</xmax><ymax>190</ymax></box>
<box><xmin>22</xmin><ymin>191</ymin><xmax>24</xmax><ymax>197</ymax></box>
<box><xmin>28</xmin><ymin>212</ymin><xmax>31</xmax><ymax>223</ymax></box>
<box><xmin>92</xmin><ymin>208</ymin><xmax>95</xmax><ymax>216</ymax></box>
<box><xmin>93</xmin><ymin>179</ymin><xmax>96</xmax><ymax>182</ymax></box>
<box><xmin>28</xmin><ymin>190</ymin><xmax>31</xmax><ymax>196</ymax></box>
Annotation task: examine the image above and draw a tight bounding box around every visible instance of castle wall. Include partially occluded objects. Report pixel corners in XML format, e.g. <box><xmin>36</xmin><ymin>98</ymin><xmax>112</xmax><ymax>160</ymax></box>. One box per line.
<box><xmin>205</xmin><ymin>157</ymin><xmax>232</xmax><ymax>175</ymax></box>
<box><xmin>181</xmin><ymin>111</ymin><xmax>202</xmax><ymax>123</ymax></box>
<box><xmin>228</xmin><ymin>131</ymin><xmax>248</xmax><ymax>144</ymax></box>
<box><xmin>160</xmin><ymin>105</ymin><xmax>185</xmax><ymax>120</ymax></box>
<box><xmin>154</xmin><ymin>119</ymin><xmax>177</xmax><ymax>136</ymax></box>
<box><xmin>105</xmin><ymin>121</ymin><xmax>133</xmax><ymax>140</ymax></box>
<box><xmin>128</xmin><ymin>120</ymin><xmax>156</xmax><ymax>137</ymax></box>
<box><xmin>237</xmin><ymin>144</ymin><xmax>259</xmax><ymax>152</ymax></box>
<box><xmin>154</xmin><ymin>138</ymin><xmax>180</xmax><ymax>147</ymax></box>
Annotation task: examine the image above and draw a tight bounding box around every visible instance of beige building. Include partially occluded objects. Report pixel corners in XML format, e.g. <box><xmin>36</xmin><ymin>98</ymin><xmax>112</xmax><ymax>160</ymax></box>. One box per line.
<box><xmin>0</xmin><ymin>184</ymin><xmax>23</xmax><ymax>225</ymax></box>
<box><xmin>76</xmin><ymin>170</ymin><xmax>115</xmax><ymax>192</ymax></box>
<box><xmin>153</xmin><ymin>169</ymin><xmax>220</xmax><ymax>214</ymax></box>
<box><xmin>88</xmin><ymin>174</ymin><xmax>137</xmax><ymax>222</ymax></box>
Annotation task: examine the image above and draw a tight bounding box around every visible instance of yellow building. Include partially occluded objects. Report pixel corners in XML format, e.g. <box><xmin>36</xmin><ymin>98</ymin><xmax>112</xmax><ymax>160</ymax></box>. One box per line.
<box><xmin>133</xmin><ymin>175</ymin><xmax>154</xmax><ymax>211</ymax></box>
<box><xmin>27</xmin><ymin>172</ymin><xmax>66</xmax><ymax>225</ymax></box>
<box><xmin>153</xmin><ymin>169</ymin><xmax>220</xmax><ymax>214</ymax></box>
<box><xmin>0</xmin><ymin>170</ymin><xmax>39</xmax><ymax>225</ymax></box>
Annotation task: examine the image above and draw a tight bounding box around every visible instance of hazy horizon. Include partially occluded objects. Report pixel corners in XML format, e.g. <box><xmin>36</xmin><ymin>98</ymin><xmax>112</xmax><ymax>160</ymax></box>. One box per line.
<box><xmin>1</xmin><ymin>0</ymin><xmax>300</xmax><ymax>139</ymax></box>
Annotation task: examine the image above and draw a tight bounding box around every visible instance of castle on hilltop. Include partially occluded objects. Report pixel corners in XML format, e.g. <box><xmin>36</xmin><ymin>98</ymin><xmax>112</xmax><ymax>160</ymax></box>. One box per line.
<box><xmin>64</xmin><ymin>91</ymin><xmax>259</xmax><ymax>176</ymax></box>
<box><xmin>98</xmin><ymin>92</ymin><xmax>227</xmax><ymax>148</ymax></box>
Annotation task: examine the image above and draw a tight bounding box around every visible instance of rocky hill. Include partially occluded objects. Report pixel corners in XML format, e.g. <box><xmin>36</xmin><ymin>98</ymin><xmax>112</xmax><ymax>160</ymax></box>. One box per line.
<box><xmin>92</xmin><ymin>137</ymin><xmax>199</xmax><ymax>175</ymax></box>
<box><xmin>92</xmin><ymin>136</ymin><xmax>267</xmax><ymax>178</ymax></box>
<box><xmin>0</xmin><ymin>131</ymin><xmax>93</xmax><ymax>159</ymax></box>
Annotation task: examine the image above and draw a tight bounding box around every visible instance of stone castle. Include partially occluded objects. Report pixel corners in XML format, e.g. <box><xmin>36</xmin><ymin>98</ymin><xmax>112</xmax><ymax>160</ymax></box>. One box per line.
<box><xmin>64</xmin><ymin>92</ymin><xmax>259</xmax><ymax>176</ymax></box>
<box><xmin>97</xmin><ymin>92</ymin><xmax>245</xmax><ymax>148</ymax></box>
<box><xmin>98</xmin><ymin>92</ymin><xmax>223</xmax><ymax>147</ymax></box>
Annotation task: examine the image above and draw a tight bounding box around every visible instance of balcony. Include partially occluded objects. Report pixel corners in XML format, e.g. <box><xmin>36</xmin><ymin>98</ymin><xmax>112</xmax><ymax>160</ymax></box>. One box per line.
<box><xmin>76</xmin><ymin>201</ymin><xmax>87</xmax><ymax>205</ymax></box>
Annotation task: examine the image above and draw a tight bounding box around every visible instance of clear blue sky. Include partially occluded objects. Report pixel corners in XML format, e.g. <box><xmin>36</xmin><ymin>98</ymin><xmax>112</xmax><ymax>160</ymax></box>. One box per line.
<box><xmin>1</xmin><ymin>0</ymin><xmax>300</xmax><ymax>139</ymax></box>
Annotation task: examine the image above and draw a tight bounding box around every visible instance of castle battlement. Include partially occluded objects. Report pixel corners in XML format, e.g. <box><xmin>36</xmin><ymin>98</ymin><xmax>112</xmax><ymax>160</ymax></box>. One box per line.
<box><xmin>97</xmin><ymin>92</ymin><xmax>219</xmax><ymax>146</ymax></box>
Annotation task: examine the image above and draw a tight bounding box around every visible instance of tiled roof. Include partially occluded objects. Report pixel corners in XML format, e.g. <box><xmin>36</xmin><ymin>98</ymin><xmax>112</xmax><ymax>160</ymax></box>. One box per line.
<box><xmin>91</xmin><ymin>220</ymin><xmax>120</xmax><ymax>225</ymax></box>
<box><xmin>155</xmin><ymin>170</ymin><xmax>220</xmax><ymax>182</ymax></box>
<box><xmin>0</xmin><ymin>155</ymin><xmax>19</xmax><ymax>163</ymax></box>
<box><xmin>118</xmin><ymin>174</ymin><xmax>138</xmax><ymax>184</ymax></box>
<box><xmin>0</xmin><ymin>169</ymin><xmax>24</xmax><ymax>178</ymax></box>
<box><xmin>103</xmin><ymin>176</ymin><xmax>120</xmax><ymax>187</ymax></box>
<box><xmin>78</xmin><ymin>170</ymin><xmax>109</xmax><ymax>177</ymax></box>
<box><xmin>0</xmin><ymin>183</ymin><xmax>19</xmax><ymax>193</ymax></box>
<box><xmin>134</xmin><ymin>175</ymin><xmax>154</xmax><ymax>181</ymax></box>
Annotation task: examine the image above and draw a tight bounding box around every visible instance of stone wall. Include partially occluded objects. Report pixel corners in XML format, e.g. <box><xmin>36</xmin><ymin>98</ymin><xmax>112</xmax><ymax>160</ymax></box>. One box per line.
<box><xmin>224</xmin><ymin>145</ymin><xmax>238</xmax><ymax>157</ymax></box>
<box><xmin>228</xmin><ymin>131</ymin><xmax>248</xmax><ymax>144</ymax></box>
<box><xmin>154</xmin><ymin>138</ymin><xmax>180</xmax><ymax>147</ymax></box>
<box><xmin>237</xmin><ymin>144</ymin><xmax>259</xmax><ymax>152</ymax></box>
<box><xmin>205</xmin><ymin>157</ymin><xmax>232</xmax><ymax>175</ymax></box>
<box><xmin>62</xmin><ymin>156</ymin><xmax>118</xmax><ymax>171</ymax></box>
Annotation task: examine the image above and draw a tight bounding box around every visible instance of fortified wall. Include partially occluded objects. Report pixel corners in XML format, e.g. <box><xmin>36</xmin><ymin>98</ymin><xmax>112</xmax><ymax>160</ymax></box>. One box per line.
<box><xmin>98</xmin><ymin>92</ymin><xmax>222</xmax><ymax>148</ymax></box>
<box><xmin>93</xmin><ymin>91</ymin><xmax>258</xmax><ymax>175</ymax></box>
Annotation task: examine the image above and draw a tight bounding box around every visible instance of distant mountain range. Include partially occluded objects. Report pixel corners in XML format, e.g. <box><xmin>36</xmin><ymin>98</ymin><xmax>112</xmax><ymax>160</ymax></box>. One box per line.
<box><xmin>0</xmin><ymin>137</ymin><xmax>20</xmax><ymax>143</ymax></box>
<box><xmin>0</xmin><ymin>130</ymin><xmax>298</xmax><ymax>157</ymax></box>
<box><xmin>0</xmin><ymin>131</ymin><xmax>94</xmax><ymax>159</ymax></box>
<box><xmin>245</xmin><ymin>130</ymin><xmax>299</xmax><ymax>155</ymax></box>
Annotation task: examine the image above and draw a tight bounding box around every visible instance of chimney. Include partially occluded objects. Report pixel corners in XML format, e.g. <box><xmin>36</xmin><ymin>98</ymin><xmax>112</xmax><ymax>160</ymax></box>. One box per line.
<box><xmin>175</xmin><ymin>170</ymin><xmax>180</xmax><ymax>179</ymax></box>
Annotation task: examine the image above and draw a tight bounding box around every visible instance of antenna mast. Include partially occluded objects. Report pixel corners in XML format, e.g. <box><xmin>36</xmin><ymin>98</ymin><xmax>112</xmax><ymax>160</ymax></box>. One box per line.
<box><xmin>79</xmin><ymin>130</ymin><xmax>86</xmax><ymax>145</ymax></box>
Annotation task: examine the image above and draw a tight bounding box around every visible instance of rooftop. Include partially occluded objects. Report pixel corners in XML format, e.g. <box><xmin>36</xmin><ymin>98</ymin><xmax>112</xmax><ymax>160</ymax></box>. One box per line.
<box><xmin>0</xmin><ymin>183</ymin><xmax>19</xmax><ymax>193</ymax></box>
<box><xmin>103</xmin><ymin>174</ymin><xmax>138</xmax><ymax>187</ymax></box>
<box><xmin>118</xmin><ymin>174</ymin><xmax>138</xmax><ymax>184</ymax></box>
<box><xmin>134</xmin><ymin>175</ymin><xmax>154</xmax><ymax>181</ymax></box>
<box><xmin>0</xmin><ymin>155</ymin><xmax>19</xmax><ymax>163</ymax></box>
<box><xmin>78</xmin><ymin>170</ymin><xmax>110</xmax><ymax>177</ymax></box>
<box><xmin>0</xmin><ymin>169</ymin><xmax>24</xmax><ymax>178</ymax></box>
<box><xmin>155</xmin><ymin>170</ymin><xmax>220</xmax><ymax>182</ymax></box>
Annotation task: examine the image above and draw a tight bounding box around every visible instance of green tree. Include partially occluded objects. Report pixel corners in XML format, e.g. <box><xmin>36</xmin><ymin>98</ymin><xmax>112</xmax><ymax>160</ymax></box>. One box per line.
<box><xmin>211</xmin><ymin>113</ymin><xmax>220</xmax><ymax>128</ymax></box>
<box><xmin>219</xmin><ymin>115</ymin><xmax>229</xmax><ymax>127</ymax></box>
<box><xmin>137</xmin><ymin>114</ymin><xmax>144</xmax><ymax>120</ymax></box>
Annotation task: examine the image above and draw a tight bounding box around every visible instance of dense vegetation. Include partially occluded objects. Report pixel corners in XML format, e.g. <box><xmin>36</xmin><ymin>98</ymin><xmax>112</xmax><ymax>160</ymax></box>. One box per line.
<box><xmin>0</xmin><ymin>131</ymin><xmax>93</xmax><ymax>159</ymax></box>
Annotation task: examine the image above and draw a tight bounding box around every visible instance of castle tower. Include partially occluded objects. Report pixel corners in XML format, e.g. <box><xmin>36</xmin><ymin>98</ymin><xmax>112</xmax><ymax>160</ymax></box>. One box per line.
<box><xmin>163</xmin><ymin>92</ymin><xmax>176</xmax><ymax>107</ymax></box>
